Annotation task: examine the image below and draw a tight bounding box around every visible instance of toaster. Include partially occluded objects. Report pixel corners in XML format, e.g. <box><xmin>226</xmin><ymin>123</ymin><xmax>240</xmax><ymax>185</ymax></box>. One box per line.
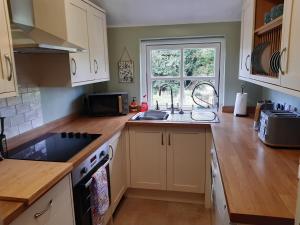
<box><xmin>258</xmin><ymin>110</ymin><xmax>300</xmax><ymax>148</ymax></box>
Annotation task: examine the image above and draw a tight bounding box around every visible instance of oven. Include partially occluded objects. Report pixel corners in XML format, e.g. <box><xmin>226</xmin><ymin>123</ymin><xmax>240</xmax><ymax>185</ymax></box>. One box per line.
<box><xmin>72</xmin><ymin>143</ymin><xmax>111</xmax><ymax>225</ymax></box>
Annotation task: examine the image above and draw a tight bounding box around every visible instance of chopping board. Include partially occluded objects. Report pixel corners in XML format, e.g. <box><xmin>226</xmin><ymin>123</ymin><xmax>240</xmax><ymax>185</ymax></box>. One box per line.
<box><xmin>0</xmin><ymin>159</ymin><xmax>72</xmax><ymax>205</ymax></box>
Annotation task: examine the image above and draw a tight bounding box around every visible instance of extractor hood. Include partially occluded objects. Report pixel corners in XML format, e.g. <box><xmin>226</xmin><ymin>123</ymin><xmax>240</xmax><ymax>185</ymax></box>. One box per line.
<box><xmin>9</xmin><ymin>0</ymin><xmax>86</xmax><ymax>53</ymax></box>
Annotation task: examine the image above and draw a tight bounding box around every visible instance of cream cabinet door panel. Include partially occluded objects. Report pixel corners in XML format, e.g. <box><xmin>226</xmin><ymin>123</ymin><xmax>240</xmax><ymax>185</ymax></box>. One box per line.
<box><xmin>65</xmin><ymin>0</ymin><xmax>89</xmax><ymax>50</ymax></box>
<box><xmin>109</xmin><ymin>132</ymin><xmax>127</xmax><ymax>213</ymax></box>
<box><xmin>0</xmin><ymin>0</ymin><xmax>17</xmax><ymax>96</ymax></box>
<box><xmin>10</xmin><ymin>175</ymin><xmax>75</xmax><ymax>225</ymax></box>
<box><xmin>69</xmin><ymin>52</ymin><xmax>93</xmax><ymax>84</ymax></box>
<box><xmin>129</xmin><ymin>127</ymin><xmax>166</xmax><ymax>190</ymax></box>
<box><xmin>88</xmin><ymin>7</ymin><xmax>109</xmax><ymax>81</ymax></box>
<box><xmin>239</xmin><ymin>0</ymin><xmax>255</xmax><ymax>78</ymax></box>
<box><xmin>167</xmin><ymin>128</ymin><xmax>206</xmax><ymax>193</ymax></box>
<box><xmin>280</xmin><ymin>0</ymin><xmax>300</xmax><ymax>91</ymax></box>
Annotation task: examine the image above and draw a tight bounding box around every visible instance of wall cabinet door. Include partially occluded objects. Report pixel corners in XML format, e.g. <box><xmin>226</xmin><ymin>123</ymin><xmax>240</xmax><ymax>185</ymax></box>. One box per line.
<box><xmin>88</xmin><ymin>7</ymin><xmax>110</xmax><ymax>81</ymax></box>
<box><xmin>109</xmin><ymin>132</ymin><xmax>127</xmax><ymax>213</ymax></box>
<box><xmin>69</xmin><ymin>52</ymin><xmax>93</xmax><ymax>84</ymax></box>
<box><xmin>10</xmin><ymin>175</ymin><xmax>75</xmax><ymax>225</ymax></box>
<box><xmin>65</xmin><ymin>0</ymin><xmax>90</xmax><ymax>50</ymax></box>
<box><xmin>279</xmin><ymin>0</ymin><xmax>300</xmax><ymax>91</ymax></box>
<box><xmin>0</xmin><ymin>0</ymin><xmax>17</xmax><ymax>98</ymax></box>
<box><xmin>129</xmin><ymin>127</ymin><xmax>167</xmax><ymax>190</ymax></box>
<box><xmin>166</xmin><ymin>128</ymin><xmax>206</xmax><ymax>193</ymax></box>
<box><xmin>239</xmin><ymin>0</ymin><xmax>255</xmax><ymax>79</ymax></box>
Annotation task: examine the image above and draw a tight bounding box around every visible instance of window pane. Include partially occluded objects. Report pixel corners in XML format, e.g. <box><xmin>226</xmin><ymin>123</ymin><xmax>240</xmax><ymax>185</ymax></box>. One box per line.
<box><xmin>152</xmin><ymin>80</ymin><xmax>180</xmax><ymax>107</ymax></box>
<box><xmin>184</xmin><ymin>48</ymin><xmax>216</xmax><ymax>77</ymax></box>
<box><xmin>151</xmin><ymin>49</ymin><xmax>181</xmax><ymax>77</ymax></box>
<box><xmin>183</xmin><ymin>80</ymin><xmax>216</xmax><ymax>108</ymax></box>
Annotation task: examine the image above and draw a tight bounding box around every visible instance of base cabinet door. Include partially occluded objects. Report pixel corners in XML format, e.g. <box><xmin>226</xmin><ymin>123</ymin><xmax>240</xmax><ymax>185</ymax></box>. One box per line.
<box><xmin>9</xmin><ymin>175</ymin><xmax>75</xmax><ymax>225</ymax></box>
<box><xmin>129</xmin><ymin>127</ymin><xmax>167</xmax><ymax>190</ymax></box>
<box><xmin>109</xmin><ymin>132</ymin><xmax>127</xmax><ymax>213</ymax></box>
<box><xmin>166</xmin><ymin>128</ymin><xmax>206</xmax><ymax>193</ymax></box>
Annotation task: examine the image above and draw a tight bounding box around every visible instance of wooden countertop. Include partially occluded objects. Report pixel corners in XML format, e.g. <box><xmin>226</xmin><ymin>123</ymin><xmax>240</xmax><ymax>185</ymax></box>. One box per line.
<box><xmin>2</xmin><ymin>112</ymin><xmax>300</xmax><ymax>225</ymax></box>
<box><xmin>212</xmin><ymin>113</ymin><xmax>300</xmax><ymax>225</ymax></box>
<box><xmin>0</xmin><ymin>114</ymin><xmax>133</xmax><ymax>224</ymax></box>
<box><xmin>0</xmin><ymin>201</ymin><xmax>25</xmax><ymax>225</ymax></box>
<box><xmin>0</xmin><ymin>160</ymin><xmax>72</xmax><ymax>204</ymax></box>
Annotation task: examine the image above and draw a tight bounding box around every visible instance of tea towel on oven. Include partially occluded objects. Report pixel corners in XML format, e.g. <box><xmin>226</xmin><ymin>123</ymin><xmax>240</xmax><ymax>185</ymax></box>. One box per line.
<box><xmin>90</xmin><ymin>166</ymin><xmax>109</xmax><ymax>225</ymax></box>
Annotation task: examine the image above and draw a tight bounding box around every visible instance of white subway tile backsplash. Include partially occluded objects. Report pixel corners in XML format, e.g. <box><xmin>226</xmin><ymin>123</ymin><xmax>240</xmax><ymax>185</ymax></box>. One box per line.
<box><xmin>16</xmin><ymin>103</ymin><xmax>31</xmax><ymax>114</ymax></box>
<box><xmin>22</xmin><ymin>93</ymin><xmax>35</xmax><ymax>103</ymax></box>
<box><xmin>7</xmin><ymin>96</ymin><xmax>22</xmax><ymax>106</ymax></box>
<box><xmin>0</xmin><ymin>106</ymin><xmax>17</xmax><ymax>117</ymax></box>
<box><xmin>2</xmin><ymin>84</ymin><xmax>44</xmax><ymax>138</ymax></box>
<box><xmin>0</xmin><ymin>99</ymin><xmax>7</xmax><ymax>108</ymax></box>
<box><xmin>10</xmin><ymin>114</ymin><xmax>25</xmax><ymax>127</ymax></box>
<box><xmin>18</xmin><ymin>121</ymin><xmax>32</xmax><ymax>134</ymax></box>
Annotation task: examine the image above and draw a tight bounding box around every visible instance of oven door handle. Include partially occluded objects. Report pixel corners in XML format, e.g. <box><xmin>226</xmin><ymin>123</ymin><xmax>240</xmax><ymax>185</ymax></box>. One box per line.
<box><xmin>84</xmin><ymin>158</ymin><xmax>110</xmax><ymax>189</ymax></box>
<box><xmin>118</xmin><ymin>96</ymin><xmax>123</xmax><ymax>114</ymax></box>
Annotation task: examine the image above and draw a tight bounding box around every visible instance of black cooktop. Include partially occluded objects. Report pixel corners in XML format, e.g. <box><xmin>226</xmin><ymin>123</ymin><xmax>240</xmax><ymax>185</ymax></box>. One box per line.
<box><xmin>6</xmin><ymin>132</ymin><xmax>101</xmax><ymax>162</ymax></box>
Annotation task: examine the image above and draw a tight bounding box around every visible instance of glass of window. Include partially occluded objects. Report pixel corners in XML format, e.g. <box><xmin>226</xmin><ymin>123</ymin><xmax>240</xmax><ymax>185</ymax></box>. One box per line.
<box><xmin>151</xmin><ymin>80</ymin><xmax>180</xmax><ymax>108</ymax></box>
<box><xmin>184</xmin><ymin>80</ymin><xmax>216</xmax><ymax>109</ymax></box>
<box><xmin>151</xmin><ymin>49</ymin><xmax>181</xmax><ymax>77</ymax></box>
<box><xmin>184</xmin><ymin>48</ymin><xmax>216</xmax><ymax>77</ymax></box>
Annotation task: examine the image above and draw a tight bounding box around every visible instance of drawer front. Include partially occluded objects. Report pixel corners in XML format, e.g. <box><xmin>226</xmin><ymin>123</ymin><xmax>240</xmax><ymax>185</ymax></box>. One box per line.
<box><xmin>10</xmin><ymin>175</ymin><xmax>75</xmax><ymax>225</ymax></box>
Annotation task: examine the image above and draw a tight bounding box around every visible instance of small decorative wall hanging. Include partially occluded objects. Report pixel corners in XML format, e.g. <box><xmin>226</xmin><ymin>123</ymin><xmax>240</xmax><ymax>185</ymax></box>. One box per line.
<box><xmin>118</xmin><ymin>47</ymin><xmax>134</xmax><ymax>83</ymax></box>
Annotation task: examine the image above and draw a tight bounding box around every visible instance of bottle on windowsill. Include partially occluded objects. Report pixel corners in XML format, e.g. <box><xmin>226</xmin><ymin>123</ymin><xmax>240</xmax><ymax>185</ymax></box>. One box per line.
<box><xmin>140</xmin><ymin>94</ymin><xmax>148</xmax><ymax>112</ymax></box>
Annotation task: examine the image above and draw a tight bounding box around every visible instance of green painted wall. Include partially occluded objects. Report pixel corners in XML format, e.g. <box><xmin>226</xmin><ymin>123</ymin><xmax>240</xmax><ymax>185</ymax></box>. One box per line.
<box><xmin>95</xmin><ymin>22</ymin><xmax>262</xmax><ymax>106</ymax></box>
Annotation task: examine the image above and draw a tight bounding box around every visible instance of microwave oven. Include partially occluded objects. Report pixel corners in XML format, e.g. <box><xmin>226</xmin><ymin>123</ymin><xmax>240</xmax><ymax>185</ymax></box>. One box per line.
<box><xmin>86</xmin><ymin>92</ymin><xmax>129</xmax><ymax>116</ymax></box>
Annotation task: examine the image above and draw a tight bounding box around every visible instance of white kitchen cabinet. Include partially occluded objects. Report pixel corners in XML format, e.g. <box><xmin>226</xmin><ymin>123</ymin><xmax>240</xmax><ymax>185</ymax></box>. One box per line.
<box><xmin>88</xmin><ymin>6</ymin><xmax>110</xmax><ymax>81</ymax></box>
<box><xmin>9</xmin><ymin>175</ymin><xmax>75</xmax><ymax>225</ymax></box>
<box><xmin>279</xmin><ymin>0</ymin><xmax>300</xmax><ymax>92</ymax></box>
<box><xmin>109</xmin><ymin>132</ymin><xmax>127</xmax><ymax>213</ymax></box>
<box><xmin>129</xmin><ymin>126</ymin><xmax>206</xmax><ymax>193</ymax></box>
<box><xmin>166</xmin><ymin>128</ymin><xmax>206</xmax><ymax>193</ymax></box>
<box><xmin>0</xmin><ymin>0</ymin><xmax>18</xmax><ymax>98</ymax></box>
<box><xmin>129</xmin><ymin>127</ymin><xmax>167</xmax><ymax>190</ymax></box>
<box><xmin>239</xmin><ymin>0</ymin><xmax>255</xmax><ymax>79</ymax></box>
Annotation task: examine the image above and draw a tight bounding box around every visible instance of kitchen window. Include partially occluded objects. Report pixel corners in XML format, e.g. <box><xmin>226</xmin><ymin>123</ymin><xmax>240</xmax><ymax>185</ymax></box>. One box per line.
<box><xmin>141</xmin><ymin>38</ymin><xmax>224</xmax><ymax>110</ymax></box>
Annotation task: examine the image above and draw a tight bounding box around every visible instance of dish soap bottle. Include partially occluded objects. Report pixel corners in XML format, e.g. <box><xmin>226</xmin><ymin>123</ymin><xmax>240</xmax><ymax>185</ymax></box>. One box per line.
<box><xmin>129</xmin><ymin>97</ymin><xmax>138</xmax><ymax>112</ymax></box>
<box><xmin>140</xmin><ymin>94</ymin><xmax>148</xmax><ymax>112</ymax></box>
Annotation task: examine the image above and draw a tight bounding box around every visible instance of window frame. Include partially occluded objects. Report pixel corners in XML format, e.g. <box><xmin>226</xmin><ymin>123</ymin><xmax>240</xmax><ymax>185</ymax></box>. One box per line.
<box><xmin>140</xmin><ymin>37</ymin><xmax>225</xmax><ymax>110</ymax></box>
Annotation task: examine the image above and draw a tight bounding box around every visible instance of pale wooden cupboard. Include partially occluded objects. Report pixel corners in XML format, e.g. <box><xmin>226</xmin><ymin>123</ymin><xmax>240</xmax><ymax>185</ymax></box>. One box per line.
<box><xmin>239</xmin><ymin>0</ymin><xmax>300</xmax><ymax>97</ymax></box>
<box><xmin>108</xmin><ymin>132</ymin><xmax>127</xmax><ymax>213</ymax></box>
<box><xmin>9</xmin><ymin>175</ymin><xmax>75</xmax><ymax>225</ymax></box>
<box><xmin>129</xmin><ymin>126</ymin><xmax>206</xmax><ymax>194</ymax></box>
<box><xmin>0</xmin><ymin>0</ymin><xmax>18</xmax><ymax>98</ymax></box>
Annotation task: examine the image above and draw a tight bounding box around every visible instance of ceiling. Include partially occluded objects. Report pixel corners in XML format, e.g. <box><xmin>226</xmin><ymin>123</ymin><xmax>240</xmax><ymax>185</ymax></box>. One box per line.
<box><xmin>94</xmin><ymin>0</ymin><xmax>242</xmax><ymax>27</ymax></box>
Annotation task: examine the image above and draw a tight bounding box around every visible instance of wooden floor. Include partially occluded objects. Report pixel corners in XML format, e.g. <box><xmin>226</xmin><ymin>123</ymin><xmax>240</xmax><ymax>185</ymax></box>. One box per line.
<box><xmin>113</xmin><ymin>198</ymin><xmax>211</xmax><ymax>225</ymax></box>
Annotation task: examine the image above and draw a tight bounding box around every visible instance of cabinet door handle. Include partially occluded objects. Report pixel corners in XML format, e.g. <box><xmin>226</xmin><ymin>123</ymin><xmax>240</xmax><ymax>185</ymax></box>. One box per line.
<box><xmin>94</xmin><ymin>59</ymin><xmax>99</xmax><ymax>74</ymax></box>
<box><xmin>71</xmin><ymin>58</ymin><xmax>77</xmax><ymax>76</ymax></box>
<box><xmin>161</xmin><ymin>133</ymin><xmax>164</xmax><ymax>146</ymax></box>
<box><xmin>4</xmin><ymin>54</ymin><xmax>13</xmax><ymax>81</ymax></box>
<box><xmin>168</xmin><ymin>133</ymin><xmax>171</xmax><ymax>146</ymax></box>
<box><xmin>34</xmin><ymin>200</ymin><xmax>53</xmax><ymax>219</ymax></box>
<box><xmin>109</xmin><ymin>145</ymin><xmax>114</xmax><ymax>160</ymax></box>
<box><xmin>245</xmin><ymin>54</ymin><xmax>250</xmax><ymax>71</ymax></box>
<box><xmin>279</xmin><ymin>48</ymin><xmax>287</xmax><ymax>75</ymax></box>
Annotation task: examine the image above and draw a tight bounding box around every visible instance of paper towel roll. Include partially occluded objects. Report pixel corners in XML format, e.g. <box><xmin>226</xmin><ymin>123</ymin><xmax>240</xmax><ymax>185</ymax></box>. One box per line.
<box><xmin>234</xmin><ymin>93</ymin><xmax>248</xmax><ymax>116</ymax></box>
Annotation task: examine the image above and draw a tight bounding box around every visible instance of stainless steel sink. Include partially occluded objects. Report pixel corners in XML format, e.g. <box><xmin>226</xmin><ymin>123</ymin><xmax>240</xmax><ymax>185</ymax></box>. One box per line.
<box><xmin>131</xmin><ymin>110</ymin><xmax>169</xmax><ymax>120</ymax></box>
<box><xmin>131</xmin><ymin>110</ymin><xmax>219</xmax><ymax>123</ymax></box>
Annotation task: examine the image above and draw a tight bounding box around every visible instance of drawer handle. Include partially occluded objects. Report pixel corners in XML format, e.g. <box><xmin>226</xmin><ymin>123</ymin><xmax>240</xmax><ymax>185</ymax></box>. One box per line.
<box><xmin>34</xmin><ymin>200</ymin><xmax>53</xmax><ymax>219</ymax></box>
<box><xmin>94</xmin><ymin>59</ymin><xmax>99</xmax><ymax>74</ymax></box>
